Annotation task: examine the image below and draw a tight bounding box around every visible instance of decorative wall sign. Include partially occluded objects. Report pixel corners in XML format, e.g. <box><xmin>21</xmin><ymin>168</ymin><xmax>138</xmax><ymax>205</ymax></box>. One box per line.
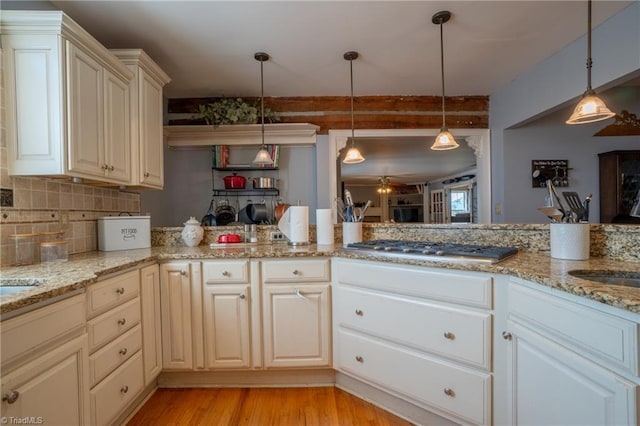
<box><xmin>532</xmin><ymin>160</ymin><xmax>569</xmax><ymax>188</ymax></box>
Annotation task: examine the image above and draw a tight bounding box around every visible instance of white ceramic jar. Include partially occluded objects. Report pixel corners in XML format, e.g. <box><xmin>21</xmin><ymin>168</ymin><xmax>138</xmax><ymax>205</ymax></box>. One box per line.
<box><xmin>181</xmin><ymin>217</ymin><xmax>204</xmax><ymax>247</ymax></box>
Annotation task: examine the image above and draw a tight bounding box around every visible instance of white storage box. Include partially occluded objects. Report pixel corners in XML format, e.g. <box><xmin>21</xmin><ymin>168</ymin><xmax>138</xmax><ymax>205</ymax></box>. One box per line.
<box><xmin>98</xmin><ymin>216</ymin><xmax>151</xmax><ymax>251</ymax></box>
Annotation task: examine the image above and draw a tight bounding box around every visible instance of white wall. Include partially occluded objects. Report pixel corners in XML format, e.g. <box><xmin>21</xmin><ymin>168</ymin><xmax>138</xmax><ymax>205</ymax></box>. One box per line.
<box><xmin>490</xmin><ymin>2</ymin><xmax>640</xmax><ymax>223</ymax></box>
<box><xmin>141</xmin><ymin>144</ymin><xmax>317</xmax><ymax>226</ymax></box>
<box><xmin>502</xmin><ymin>86</ymin><xmax>639</xmax><ymax>223</ymax></box>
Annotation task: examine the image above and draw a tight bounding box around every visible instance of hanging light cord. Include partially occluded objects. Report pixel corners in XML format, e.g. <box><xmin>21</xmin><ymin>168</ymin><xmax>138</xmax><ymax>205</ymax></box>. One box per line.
<box><xmin>349</xmin><ymin>57</ymin><xmax>356</xmax><ymax>147</ymax></box>
<box><xmin>260</xmin><ymin>57</ymin><xmax>266</xmax><ymax>147</ymax></box>
<box><xmin>585</xmin><ymin>0</ymin><xmax>593</xmax><ymax>93</ymax></box>
<box><xmin>439</xmin><ymin>20</ymin><xmax>446</xmax><ymax>129</ymax></box>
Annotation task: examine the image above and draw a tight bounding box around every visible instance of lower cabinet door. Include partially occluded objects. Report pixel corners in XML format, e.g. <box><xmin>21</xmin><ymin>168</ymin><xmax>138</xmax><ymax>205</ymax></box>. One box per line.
<box><xmin>203</xmin><ymin>284</ymin><xmax>251</xmax><ymax>369</ymax></box>
<box><xmin>509</xmin><ymin>321</ymin><xmax>638</xmax><ymax>426</ymax></box>
<box><xmin>336</xmin><ymin>328</ymin><xmax>491</xmax><ymax>426</ymax></box>
<box><xmin>0</xmin><ymin>335</ymin><xmax>90</xmax><ymax>425</ymax></box>
<box><xmin>90</xmin><ymin>351</ymin><xmax>144</xmax><ymax>425</ymax></box>
<box><xmin>140</xmin><ymin>264</ymin><xmax>163</xmax><ymax>385</ymax></box>
<box><xmin>263</xmin><ymin>284</ymin><xmax>331</xmax><ymax>368</ymax></box>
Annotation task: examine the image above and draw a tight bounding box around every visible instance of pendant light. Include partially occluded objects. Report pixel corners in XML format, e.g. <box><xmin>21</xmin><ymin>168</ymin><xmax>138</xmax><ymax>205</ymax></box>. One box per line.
<box><xmin>566</xmin><ymin>0</ymin><xmax>615</xmax><ymax>125</ymax></box>
<box><xmin>342</xmin><ymin>51</ymin><xmax>365</xmax><ymax>164</ymax></box>
<box><xmin>431</xmin><ymin>11</ymin><xmax>459</xmax><ymax>151</ymax></box>
<box><xmin>252</xmin><ymin>52</ymin><xmax>274</xmax><ymax>165</ymax></box>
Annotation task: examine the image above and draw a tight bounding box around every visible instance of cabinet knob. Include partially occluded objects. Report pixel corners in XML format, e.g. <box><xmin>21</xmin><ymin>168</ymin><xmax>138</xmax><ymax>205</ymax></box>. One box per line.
<box><xmin>180</xmin><ymin>270</ymin><xmax>187</xmax><ymax>276</ymax></box>
<box><xmin>108</xmin><ymin>165</ymin><xmax>115</xmax><ymax>171</ymax></box>
<box><xmin>115</xmin><ymin>287</ymin><xmax>125</xmax><ymax>295</ymax></box>
<box><xmin>119</xmin><ymin>348</ymin><xmax>128</xmax><ymax>356</ymax></box>
<box><xmin>117</xmin><ymin>318</ymin><xmax>127</xmax><ymax>326</ymax></box>
<box><xmin>443</xmin><ymin>331</ymin><xmax>455</xmax><ymax>340</ymax></box>
<box><xmin>144</xmin><ymin>172</ymin><xmax>150</xmax><ymax>177</ymax></box>
<box><xmin>355</xmin><ymin>309</ymin><xmax>364</xmax><ymax>316</ymax></box>
<box><xmin>222</xmin><ymin>271</ymin><xmax>230</xmax><ymax>277</ymax></box>
<box><xmin>292</xmin><ymin>269</ymin><xmax>301</xmax><ymax>275</ymax></box>
<box><xmin>239</xmin><ymin>293</ymin><xmax>246</xmax><ymax>299</ymax></box>
<box><xmin>2</xmin><ymin>391</ymin><xmax>19</xmax><ymax>404</ymax></box>
<box><xmin>120</xmin><ymin>385</ymin><xmax>129</xmax><ymax>394</ymax></box>
<box><xmin>443</xmin><ymin>388</ymin><xmax>455</xmax><ymax>397</ymax></box>
<box><xmin>502</xmin><ymin>331</ymin><xmax>513</xmax><ymax>341</ymax></box>
<box><xmin>355</xmin><ymin>355</ymin><xmax>364</xmax><ymax>363</ymax></box>
<box><xmin>102</xmin><ymin>164</ymin><xmax>108</xmax><ymax>170</ymax></box>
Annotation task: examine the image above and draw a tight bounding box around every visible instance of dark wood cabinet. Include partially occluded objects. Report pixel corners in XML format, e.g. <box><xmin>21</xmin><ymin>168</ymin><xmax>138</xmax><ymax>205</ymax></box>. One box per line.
<box><xmin>598</xmin><ymin>150</ymin><xmax>640</xmax><ymax>223</ymax></box>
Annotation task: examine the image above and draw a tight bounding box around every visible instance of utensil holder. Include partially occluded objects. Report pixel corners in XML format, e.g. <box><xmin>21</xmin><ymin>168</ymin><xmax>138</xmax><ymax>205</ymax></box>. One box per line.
<box><xmin>342</xmin><ymin>222</ymin><xmax>362</xmax><ymax>247</ymax></box>
<box><xmin>550</xmin><ymin>223</ymin><xmax>589</xmax><ymax>260</ymax></box>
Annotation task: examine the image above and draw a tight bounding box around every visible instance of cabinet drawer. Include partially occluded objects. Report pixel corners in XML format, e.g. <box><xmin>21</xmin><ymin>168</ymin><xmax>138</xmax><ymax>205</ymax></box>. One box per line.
<box><xmin>90</xmin><ymin>351</ymin><xmax>144</xmax><ymax>426</ymax></box>
<box><xmin>1</xmin><ymin>294</ymin><xmax>85</xmax><ymax>366</ymax></box>
<box><xmin>509</xmin><ymin>282</ymin><xmax>639</xmax><ymax>376</ymax></box>
<box><xmin>86</xmin><ymin>270</ymin><xmax>139</xmax><ymax>318</ymax></box>
<box><xmin>87</xmin><ymin>298</ymin><xmax>140</xmax><ymax>352</ymax></box>
<box><xmin>336</xmin><ymin>329</ymin><xmax>491</xmax><ymax>426</ymax></box>
<box><xmin>202</xmin><ymin>260</ymin><xmax>249</xmax><ymax>284</ymax></box>
<box><xmin>89</xmin><ymin>324</ymin><xmax>142</xmax><ymax>387</ymax></box>
<box><xmin>333</xmin><ymin>258</ymin><xmax>492</xmax><ymax>309</ymax></box>
<box><xmin>334</xmin><ymin>285</ymin><xmax>491</xmax><ymax>370</ymax></box>
<box><xmin>262</xmin><ymin>259</ymin><xmax>330</xmax><ymax>283</ymax></box>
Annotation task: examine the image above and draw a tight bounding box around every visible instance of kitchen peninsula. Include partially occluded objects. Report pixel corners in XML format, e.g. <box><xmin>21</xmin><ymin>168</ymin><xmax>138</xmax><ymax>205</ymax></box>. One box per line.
<box><xmin>1</xmin><ymin>223</ymin><xmax>639</xmax><ymax>425</ymax></box>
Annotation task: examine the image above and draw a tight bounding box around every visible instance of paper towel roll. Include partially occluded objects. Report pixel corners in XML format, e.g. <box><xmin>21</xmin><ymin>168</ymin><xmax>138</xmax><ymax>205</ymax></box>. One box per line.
<box><xmin>316</xmin><ymin>209</ymin><xmax>334</xmax><ymax>245</ymax></box>
<box><xmin>550</xmin><ymin>223</ymin><xmax>590</xmax><ymax>260</ymax></box>
<box><xmin>287</xmin><ymin>206</ymin><xmax>309</xmax><ymax>244</ymax></box>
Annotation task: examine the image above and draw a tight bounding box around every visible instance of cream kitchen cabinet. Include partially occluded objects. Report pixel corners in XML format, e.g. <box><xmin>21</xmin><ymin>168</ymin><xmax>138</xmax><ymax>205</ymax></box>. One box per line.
<box><xmin>86</xmin><ymin>269</ymin><xmax>143</xmax><ymax>425</ymax></box>
<box><xmin>111</xmin><ymin>49</ymin><xmax>171</xmax><ymax>189</ymax></box>
<box><xmin>332</xmin><ymin>258</ymin><xmax>493</xmax><ymax>425</ymax></box>
<box><xmin>1</xmin><ymin>295</ymin><xmax>90</xmax><ymax>425</ymax></box>
<box><xmin>202</xmin><ymin>260</ymin><xmax>253</xmax><ymax>369</ymax></box>
<box><xmin>160</xmin><ymin>261</ymin><xmax>202</xmax><ymax>370</ymax></box>
<box><xmin>140</xmin><ymin>264</ymin><xmax>163</xmax><ymax>385</ymax></box>
<box><xmin>1</xmin><ymin>11</ymin><xmax>134</xmax><ymax>184</ymax></box>
<box><xmin>261</xmin><ymin>259</ymin><xmax>331</xmax><ymax>368</ymax></box>
<box><xmin>503</xmin><ymin>280</ymin><xmax>639</xmax><ymax>426</ymax></box>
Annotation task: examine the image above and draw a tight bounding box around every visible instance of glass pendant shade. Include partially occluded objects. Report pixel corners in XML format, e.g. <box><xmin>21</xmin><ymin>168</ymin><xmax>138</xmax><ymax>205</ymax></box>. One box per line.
<box><xmin>431</xmin><ymin>128</ymin><xmax>459</xmax><ymax>151</ymax></box>
<box><xmin>566</xmin><ymin>0</ymin><xmax>616</xmax><ymax>125</ymax></box>
<box><xmin>253</xmin><ymin>147</ymin><xmax>273</xmax><ymax>165</ymax></box>
<box><xmin>343</xmin><ymin>146</ymin><xmax>365</xmax><ymax>164</ymax></box>
<box><xmin>566</xmin><ymin>91</ymin><xmax>616</xmax><ymax>124</ymax></box>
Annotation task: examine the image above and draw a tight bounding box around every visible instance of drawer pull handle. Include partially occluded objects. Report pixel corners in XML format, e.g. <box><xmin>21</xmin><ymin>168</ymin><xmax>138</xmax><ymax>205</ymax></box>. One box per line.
<box><xmin>116</xmin><ymin>287</ymin><xmax>125</xmax><ymax>295</ymax></box>
<box><xmin>2</xmin><ymin>391</ymin><xmax>19</xmax><ymax>404</ymax></box>
<box><xmin>293</xmin><ymin>269</ymin><xmax>301</xmax><ymax>275</ymax></box>
<box><xmin>443</xmin><ymin>331</ymin><xmax>455</xmax><ymax>340</ymax></box>
<box><xmin>117</xmin><ymin>318</ymin><xmax>127</xmax><ymax>326</ymax></box>
<box><xmin>355</xmin><ymin>309</ymin><xmax>363</xmax><ymax>316</ymax></box>
<box><xmin>355</xmin><ymin>355</ymin><xmax>364</xmax><ymax>363</ymax></box>
<box><xmin>444</xmin><ymin>388</ymin><xmax>455</xmax><ymax>397</ymax></box>
<box><xmin>222</xmin><ymin>271</ymin><xmax>230</xmax><ymax>277</ymax></box>
<box><xmin>502</xmin><ymin>331</ymin><xmax>513</xmax><ymax>341</ymax></box>
<box><xmin>119</xmin><ymin>348</ymin><xmax>128</xmax><ymax>356</ymax></box>
<box><xmin>239</xmin><ymin>293</ymin><xmax>246</xmax><ymax>300</ymax></box>
<box><xmin>295</xmin><ymin>289</ymin><xmax>309</xmax><ymax>300</ymax></box>
<box><xmin>180</xmin><ymin>270</ymin><xmax>187</xmax><ymax>276</ymax></box>
<box><xmin>121</xmin><ymin>385</ymin><xmax>129</xmax><ymax>394</ymax></box>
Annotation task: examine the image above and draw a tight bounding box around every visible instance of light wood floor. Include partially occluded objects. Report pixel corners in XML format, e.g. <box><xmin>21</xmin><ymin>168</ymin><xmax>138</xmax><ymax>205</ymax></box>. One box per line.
<box><xmin>127</xmin><ymin>387</ymin><xmax>414</xmax><ymax>425</ymax></box>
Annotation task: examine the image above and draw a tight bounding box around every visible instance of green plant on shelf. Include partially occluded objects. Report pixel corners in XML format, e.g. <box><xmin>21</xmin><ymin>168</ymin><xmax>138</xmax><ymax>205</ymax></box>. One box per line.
<box><xmin>199</xmin><ymin>97</ymin><xmax>279</xmax><ymax>127</ymax></box>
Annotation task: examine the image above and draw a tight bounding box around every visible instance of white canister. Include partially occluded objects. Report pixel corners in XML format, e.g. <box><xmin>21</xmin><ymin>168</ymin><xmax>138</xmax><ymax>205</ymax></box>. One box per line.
<box><xmin>181</xmin><ymin>217</ymin><xmax>204</xmax><ymax>247</ymax></box>
<box><xmin>550</xmin><ymin>223</ymin><xmax>590</xmax><ymax>260</ymax></box>
<box><xmin>342</xmin><ymin>222</ymin><xmax>363</xmax><ymax>247</ymax></box>
<box><xmin>316</xmin><ymin>209</ymin><xmax>334</xmax><ymax>245</ymax></box>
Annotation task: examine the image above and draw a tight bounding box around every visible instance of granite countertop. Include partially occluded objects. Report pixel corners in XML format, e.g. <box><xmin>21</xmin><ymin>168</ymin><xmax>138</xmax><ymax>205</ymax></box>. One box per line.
<box><xmin>2</xmin><ymin>243</ymin><xmax>639</xmax><ymax>318</ymax></box>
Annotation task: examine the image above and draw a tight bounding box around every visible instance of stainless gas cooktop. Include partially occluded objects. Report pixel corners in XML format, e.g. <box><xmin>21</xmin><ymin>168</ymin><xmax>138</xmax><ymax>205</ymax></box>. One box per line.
<box><xmin>342</xmin><ymin>240</ymin><xmax>518</xmax><ymax>264</ymax></box>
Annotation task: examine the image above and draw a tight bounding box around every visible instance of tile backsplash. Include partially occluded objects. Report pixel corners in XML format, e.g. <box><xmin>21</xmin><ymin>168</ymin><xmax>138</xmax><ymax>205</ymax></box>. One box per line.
<box><xmin>0</xmin><ymin>47</ymin><xmax>140</xmax><ymax>266</ymax></box>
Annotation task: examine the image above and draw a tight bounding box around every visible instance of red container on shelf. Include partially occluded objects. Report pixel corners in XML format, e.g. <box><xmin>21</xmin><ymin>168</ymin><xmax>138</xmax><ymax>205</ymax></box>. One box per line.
<box><xmin>223</xmin><ymin>173</ymin><xmax>246</xmax><ymax>189</ymax></box>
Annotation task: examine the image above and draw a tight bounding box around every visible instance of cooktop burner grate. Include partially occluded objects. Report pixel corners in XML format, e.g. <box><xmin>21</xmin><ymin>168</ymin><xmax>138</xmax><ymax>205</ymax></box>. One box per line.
<box><xmin>343</xmin><ymin>240</ymin><xmax>518</xmax><ymax>264</ymax></box>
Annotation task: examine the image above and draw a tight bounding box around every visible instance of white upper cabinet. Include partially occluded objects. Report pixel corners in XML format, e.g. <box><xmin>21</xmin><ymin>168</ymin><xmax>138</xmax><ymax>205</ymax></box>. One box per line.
<box><xmin>111</xmin><ymin>49</ymin><xmax>171</xmax><ymax>189</ymax></box>
<box><xmin>1</xmin><ymin>11</ymin><xmax>134</xmax><ymax>184</ymax></box>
